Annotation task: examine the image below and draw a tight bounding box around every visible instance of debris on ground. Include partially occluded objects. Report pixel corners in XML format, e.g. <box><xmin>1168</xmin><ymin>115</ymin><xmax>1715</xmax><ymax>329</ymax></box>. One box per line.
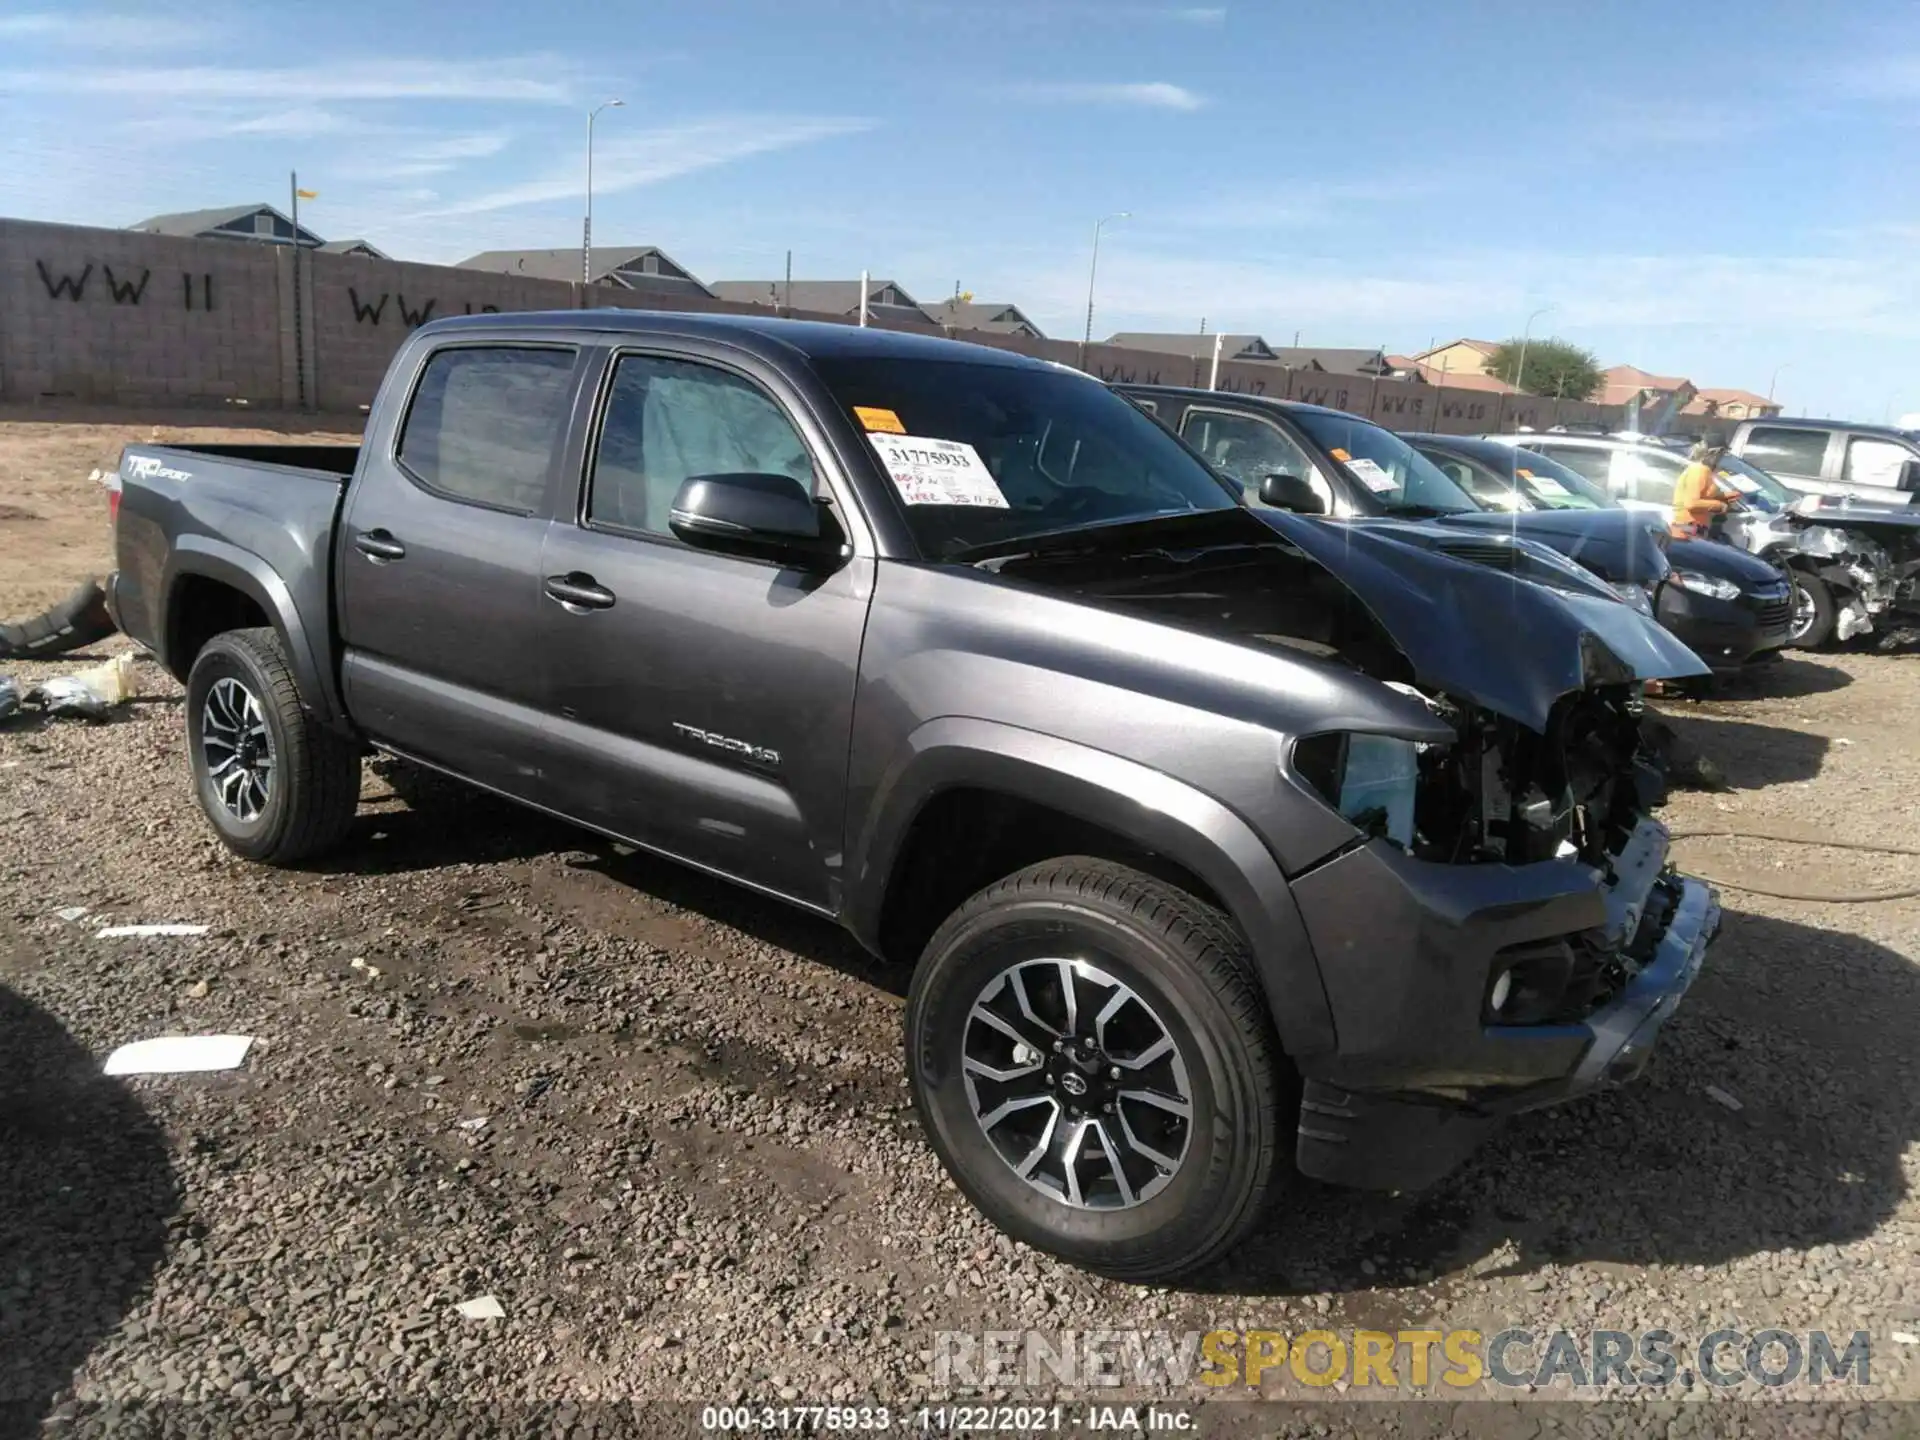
<box><xmin>52</xmin><ymin>905</ymin><xmax>88</xmax><ymax>922</ymax></box>
<box><xmin>0</xmin><ymin>675</ymin><xmax>19</xmax><ymax>725</ymax></box>
<box><xmin>102</xmin><ymin>1034</ymin><xmax>255</xmax><ymax>1076</ymax></box>
<box><xmin>1704</xmin><ymin>1084</ymin><xmax>1744</xmax><ymax>1112</ymax></box>
<box><xmin>25</xmin><ymin>653</ymin><xmax>138</xmax><ymax>721</ymax></box>
<box><xmin>456</xmin><ymin>1116</ymin><xmax>489</xmax><ymax>1132</ymax></box>
<box><xmin>96</xmin><ymin>923</ymin><xmax>209</xmax><ymax>938</ymax></box>
<box><xmin>455</xmin><ymin>1295</ymin><xmax>506</xmax><ymax>1321</ymax></box>
<box><xmin>0</xmin><ymin>575</ymin><xmax>118</xmax><ymax>662</ymax></box>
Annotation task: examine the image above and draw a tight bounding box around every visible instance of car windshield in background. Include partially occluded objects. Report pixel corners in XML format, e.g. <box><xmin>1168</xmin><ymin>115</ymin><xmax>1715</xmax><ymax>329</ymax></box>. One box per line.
<box><xmin>1715</xmin><ymin>452</ymin><xmax>1788</xmax><ymax>510</ymax></box>
<box><xmin>1285</xmin><ymin>410</ymin><xmax>1476</xmax><ymax>516</ymax></box>
<box><xmin>807</xmin><ymin>358</ymin><xmax>1240</xmax><ymax>558</ymax></box>
<box><xmin>1508</xmin><ymin>448</ymin><xmax>1613</xmax><ymax>510</ymax></box>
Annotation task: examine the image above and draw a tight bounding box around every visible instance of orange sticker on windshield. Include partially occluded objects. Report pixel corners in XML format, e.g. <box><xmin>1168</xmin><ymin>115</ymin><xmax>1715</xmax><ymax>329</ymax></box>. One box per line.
<box><xmin>1330</xmin><ymin>447</ymin><xmax>1352</xmax><ymax>462</ymax></box>
<box><xmin>1516</xmin><ymin>467</ymin><xmax>1535</xmax><ymax>478</ymax></box>
<box><xmin>855</xmin><ymin>406</ymin><xmax>906</xmax><ymax>434</ymax></box>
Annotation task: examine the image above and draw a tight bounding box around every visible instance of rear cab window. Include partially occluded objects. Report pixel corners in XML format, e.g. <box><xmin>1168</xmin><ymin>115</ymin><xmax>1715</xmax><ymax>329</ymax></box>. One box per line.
<box><xmin>1742</xmin><ymin>426</ymin><xmax>1830</xmax><ymax>478</ymax></box>
<box><xmin>396</xmin><ymin>346</ymin><xmax>578</xmax><ymax>512</ymax></box>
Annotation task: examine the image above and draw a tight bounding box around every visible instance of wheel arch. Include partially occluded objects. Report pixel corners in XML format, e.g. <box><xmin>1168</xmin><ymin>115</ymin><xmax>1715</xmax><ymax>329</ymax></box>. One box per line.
<box><xmin>845</xmin><ymin>718</ymin><xmax>1335</xmax><ymax>1059</ymax></box>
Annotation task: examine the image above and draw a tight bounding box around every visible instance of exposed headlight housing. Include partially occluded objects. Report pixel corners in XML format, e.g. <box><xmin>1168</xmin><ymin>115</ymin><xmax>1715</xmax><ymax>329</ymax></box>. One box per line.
<box><xmin>1608</xmin><ymin>581</ymin><xmax>1655</xmax><ymax>616</ymax></box>
<box><xmin>1668</xmin><ymin>569</ymin><xmax>1742</xmax><ymax>602</ymax></box>
<box><xmin>1291</xmin><ymin>732</ymin><xmax>1422</xmax><ymax>849</ymax></box>
<box><xmin>1795</xmin><ymin>526</ymin><xmax>1848</xmax><ymax>559</ymax></box>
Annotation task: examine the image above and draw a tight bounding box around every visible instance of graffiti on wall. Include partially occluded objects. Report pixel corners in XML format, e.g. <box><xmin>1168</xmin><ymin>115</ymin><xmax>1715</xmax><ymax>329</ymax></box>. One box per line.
<box><xmin>1292</xmin><ymin>384</ymin><xmax>1353</xmax><ymax>409</ymax></box>
<box><xmin>348</xmin><ymin>288</ymin><xmax>500</xmax><ymax>328</ymax></box>
<box><xmin>35</xmin><ymin>260</ymin><xmax>211</xmax><ymax>309</ymax></box>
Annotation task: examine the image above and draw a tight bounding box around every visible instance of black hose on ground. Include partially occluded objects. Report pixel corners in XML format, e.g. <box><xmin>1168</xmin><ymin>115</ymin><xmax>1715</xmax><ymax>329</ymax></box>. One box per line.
<box><xmin>0</xmin><ymin>578</ymin><xmax>117</xmax><ymax>661</ymax></box>
<box><xmin>1668</xmin><ymin>825</ymin><xmax>1920</xmax><ymax>902</ymax></box>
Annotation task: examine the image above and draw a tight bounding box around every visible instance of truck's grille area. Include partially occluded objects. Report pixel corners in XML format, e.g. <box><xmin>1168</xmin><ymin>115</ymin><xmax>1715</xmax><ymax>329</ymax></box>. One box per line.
<box><xmin>1492</xmin><ymin>877</ymin><xmax>1681</xmax><ymax>1025</ymax></box>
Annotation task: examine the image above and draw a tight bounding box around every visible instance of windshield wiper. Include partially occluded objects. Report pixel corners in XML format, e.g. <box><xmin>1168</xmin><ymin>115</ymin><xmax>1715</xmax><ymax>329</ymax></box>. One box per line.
<box><xmin>945</xmin><ymin>507</ymin><xmax>1217</xmax><ymax>564</ymax></box>
<box><xmin>1383</xmin><ymin>502</ymin><xmax>1472</xmax><ymax>519</ymax></box>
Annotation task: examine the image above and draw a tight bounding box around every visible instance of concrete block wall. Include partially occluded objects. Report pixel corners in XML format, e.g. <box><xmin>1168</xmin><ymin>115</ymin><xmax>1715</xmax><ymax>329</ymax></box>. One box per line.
<box><xmin>0</xmin><ymin>214</ymin><xmax>1621</xmax><ymax>435</ymax></box>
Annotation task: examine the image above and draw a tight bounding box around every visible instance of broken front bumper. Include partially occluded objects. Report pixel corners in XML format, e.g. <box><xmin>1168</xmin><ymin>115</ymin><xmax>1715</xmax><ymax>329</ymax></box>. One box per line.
<box><xmin>1286</xmin><ymin>818</ymin><xmax>1721</xmax><ymax>1191</ymax></box>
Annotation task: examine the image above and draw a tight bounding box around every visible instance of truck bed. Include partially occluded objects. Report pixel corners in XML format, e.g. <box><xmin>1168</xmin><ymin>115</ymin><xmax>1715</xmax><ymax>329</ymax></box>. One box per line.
<box><xmin>111</xmin><ymin>442</ymin><xmax>358</xmax><ymax>713</ymax></box>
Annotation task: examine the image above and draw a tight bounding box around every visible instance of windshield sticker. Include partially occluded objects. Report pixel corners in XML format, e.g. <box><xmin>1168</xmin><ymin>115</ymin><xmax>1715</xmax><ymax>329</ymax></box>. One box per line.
<box><xmin>1329</xmin><ymin>447</ymin><xmax>1352</xmax><ymax>462</ymax></box>
<box><xmin>854</xmin><ymin>406</ymin><xmax>906</xmax><ymax>435</ymax></box>
<box><xmin>867</xmin><ymin>433</ymin><xmax>1008</xmax><ymax>508</ymax></box>
<box><xmin>1720</xmin><ymin>471</ymin><xmax>1761</xmax><ymax>494</ymax></box>
<box><xmin>1527</xmin><ymin>473</ymin><xmax>1572</xmax><ymax>497</ymax></box>
<box><xmin>1345</xmin><ymin>456</ymin><xmax>1398</xmax><ymax>493</ymax></box>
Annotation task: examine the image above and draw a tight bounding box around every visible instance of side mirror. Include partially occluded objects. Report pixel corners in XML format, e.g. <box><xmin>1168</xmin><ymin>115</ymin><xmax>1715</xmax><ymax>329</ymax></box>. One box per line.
<box><xmin>1900</xmin><ymin>458</ymin><xmax>1920</xmax><ymax>493</ymax></box>
<box><xmin>1258</xmin><ymin>471</ymin><xmax>1326</xmax><ymax>515</ymax></box>
<box><xmin>668</xmin><ymin>472</ymin><xmax>846</xmax><ymax>568</ymax></box>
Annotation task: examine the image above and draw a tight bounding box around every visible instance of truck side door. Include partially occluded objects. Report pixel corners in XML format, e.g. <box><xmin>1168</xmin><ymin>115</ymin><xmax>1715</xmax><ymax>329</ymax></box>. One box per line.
<box><xmin>534</xmin><ymin>344</ymin><xmax>873</xmax><ymax>911</ymax></box>
<box><xmin>338</xmin><ymin>341</ymin><xmax>582</xmax><ymax>800</ymax></box>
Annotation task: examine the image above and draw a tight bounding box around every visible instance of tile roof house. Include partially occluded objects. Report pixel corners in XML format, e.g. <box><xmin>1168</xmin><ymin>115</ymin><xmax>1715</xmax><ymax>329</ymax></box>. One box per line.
<box><xmin>131</xmin><ymin>203</ymin><xmax>323</xmax><ymax>249</ymax></box>
<box><xmin>1106</xmin><ymin>332</ymin><xmax>1280</xmax><ymax>362</ymax></box>
<box><xmin>1262</xmin><ymin>346</ymin><xmax>1395</xmax><ymax>376</ymax></box>
<box><xmin>317</xmin><ymin>238</ymin><xmax>388</xmax><ymax>259</ymax></box>
<box><xmin>921</xmin><ymin>299</ymin><xmax>1047</xmax><ymax>339</ymax></box>
<box><xmin>710</xmin><ymin>278</ymin><xmax>928</xmax><ymax>325</ymax></box>
<box><xmin>1598</xmin><ymin>364</ymin><xmax>1697</xmax><ymax>410</ymax></box>
<box><xmin>456</xmin><ymin>246</ymin><xmax>714</xmax><ymax>301</ymax></box>
<box><xmin>1682</xmin><ymin>387</ymin><xmax>1781</xmax><ymax>420</ymax></box>
<box><xmin>1410</xmin><ymin>338</ymin><xmax>1501</xmax><ymax>379</ymax></box>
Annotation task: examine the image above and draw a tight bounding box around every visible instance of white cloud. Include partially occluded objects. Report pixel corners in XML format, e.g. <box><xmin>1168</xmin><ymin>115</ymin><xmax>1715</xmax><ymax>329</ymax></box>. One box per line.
<box><xmin>1005</xmin><ymin>81</ymin><xmax>1206</xmax><ymax>110</ymax></box>
<box><xmin>0</xmin><ymin>11</ymin><xmax>208</xmax><ymax>46</ymax></box>
<box><xmin>2</xmin><ymin>56</ymin><xmax>576</xmax><ymax>103</ymax></box>
<box><xmin>411</xmin><ymin>114</ymin><xmax>876</xmax><ymax>219</ymax></box>
<box><xmin>1161</xmin><ymin>6</ymin><xmax>1226</xmax><ymax>22</ymax></box>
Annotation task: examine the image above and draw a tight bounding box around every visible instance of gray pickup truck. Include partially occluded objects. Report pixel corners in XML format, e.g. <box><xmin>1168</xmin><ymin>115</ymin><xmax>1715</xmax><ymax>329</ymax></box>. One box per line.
<box><xmin>110</xmin><ymin>311</ymin><xmax>1718</xmax><ymax>1280</ymax></box>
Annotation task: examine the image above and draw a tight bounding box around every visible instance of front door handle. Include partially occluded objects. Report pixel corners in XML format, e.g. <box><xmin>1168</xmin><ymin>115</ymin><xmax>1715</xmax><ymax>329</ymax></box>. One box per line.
<box><xmin>544</xmin><ymin>572</ymin><xmax>616</xmax><ymax>613</ymax></box>
<box><xmin>353</xmin><ymin>529</ymin><xmax>407</xmax><ymax>563</ymax></box>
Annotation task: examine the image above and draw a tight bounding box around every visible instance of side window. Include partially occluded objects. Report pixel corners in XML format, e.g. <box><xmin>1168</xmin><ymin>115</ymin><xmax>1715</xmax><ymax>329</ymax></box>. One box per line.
<box><xmin>1844</xmin><ymin>437</ymin><xmax>1912</xmax><ymax>488</ymax></box>
<box><xmin>1532</xmin><ymin>445</ymin><xmax>1612</xmax><ymax>487</ymax></box>
<box><xmin>1743</xmin><ymin>426</ymin><xmax>1828</xmax><ymax>477</ymax></box>
<box><xmin>589</xmin><ymin>354</ymin><xmax>814</xmax><ymax>537</ymax></box>
<box><xmin>397</xmin><ymin>347</ymin><xmax>577</xmax><ymax>512</ymax></box>
<box><xmin>1438</xmin><ymin>457</ymin><xmax>1520</xmax><ymax>509</ymax></box>
<box><xmin>1180</xmin><ymin>409</ymin><xmax>1323</xmax><ymax>508</ymax></box>
<box><xmin>1612</xmin><ymin>451</ymin><xmax>1682</xmax><ymax>505</ymax></box>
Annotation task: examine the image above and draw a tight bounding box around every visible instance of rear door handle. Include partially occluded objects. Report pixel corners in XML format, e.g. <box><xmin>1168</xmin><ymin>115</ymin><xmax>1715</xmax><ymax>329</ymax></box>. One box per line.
<box><xmin>544</xmin><ymin>573</ymin><xmax>616</xmax><ymax>612</ymax></box>
<box><xmin>353</xmin><ymin>529</ymin><xmax>407</xmax><ymax>563</ymax></box>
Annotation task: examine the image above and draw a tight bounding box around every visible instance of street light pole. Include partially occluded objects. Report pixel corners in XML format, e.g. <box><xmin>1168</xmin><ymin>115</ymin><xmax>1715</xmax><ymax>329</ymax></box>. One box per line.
<box><xmin>583</xmin><ymin>98</ymin><xmax>625</xmax><ymax>286</ymax></box>
<box><xmin>1768</xmin><ymin>362</ymin><xmax>1792</xmax><ymax>403</ymax></box>
<box><xmin>1079</xmin><ymin>211</ymin><xmax>1131</xmax><ymax>368</ymax></box>
<box><xmin>1513</xmin><ymin>303</ymin><xmax>1556</xmax><ymax>396</ymax></box>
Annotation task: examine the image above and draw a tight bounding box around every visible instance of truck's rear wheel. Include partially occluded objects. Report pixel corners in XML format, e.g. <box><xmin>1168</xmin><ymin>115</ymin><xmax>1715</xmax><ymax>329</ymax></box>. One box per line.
<box><xmin>185</xmin><ymin>628</ymin><xmax>360</xmax><ymax>864</ymax></box>
<box><xmin>905</xmin><ymin>858</ymin><xmax>1286</xmax><ymax>1281</ymax></box>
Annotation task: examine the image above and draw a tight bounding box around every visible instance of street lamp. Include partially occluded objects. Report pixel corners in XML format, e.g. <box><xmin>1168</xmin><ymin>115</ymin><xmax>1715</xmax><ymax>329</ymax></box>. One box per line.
<box><xmin>1512</xmin><ymin>304</ymin><xmax>1556</xmax><ymax>395</ymax></box>
<box><xmin>583</xmin><ymin>98</ymin><xmax>625</xmax><ymax>285</ymax></box>
<box><xmin>1768</xmin><ymin>362</ymin><xmax>1792</xmax><ymax>403</ymax></box>
<box><xmin>1080</xmin><ymin>212</ymin><xmax>1131</xmax><ymax>366</ymax></box>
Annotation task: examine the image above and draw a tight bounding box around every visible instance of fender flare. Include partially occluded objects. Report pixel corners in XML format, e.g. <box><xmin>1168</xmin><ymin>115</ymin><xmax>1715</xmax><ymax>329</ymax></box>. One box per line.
<box><xmin>844</xmin><ymin>717</ymin><xmax>1336</xmax><ymax>1058</ymax></box>
<box><xmin>162</xmin><ymin>537</ymin><xmax>346</xmax><ymax>729</ymax></box>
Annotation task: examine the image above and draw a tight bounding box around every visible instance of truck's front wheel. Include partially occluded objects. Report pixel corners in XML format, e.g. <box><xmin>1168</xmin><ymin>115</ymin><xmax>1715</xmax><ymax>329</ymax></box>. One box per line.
<box><xmin>185</xmin><ymin>627</ymin><xmax>360</xmax><ymax>864</ymax></box>
<box><xmin>906</xmin><ymin>858</ymin><xmax>1286</xmax><ymax>1281</ymax></box>
<box><xmin>1787</xmin><ymin>571</ymin><xmax>1836</xmax><ymax>649</ymax></box>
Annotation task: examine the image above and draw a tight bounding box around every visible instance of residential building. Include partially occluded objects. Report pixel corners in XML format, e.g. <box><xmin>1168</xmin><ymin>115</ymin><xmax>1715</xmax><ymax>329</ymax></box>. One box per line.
<box><xmin>1106</xmin><ymin>332</ymin><xmax>1279</xmax><ymax>362</ymax></box>
<box><xmin>1682</xmin><ymin>387</ymin><xmax>1781</xmax><ymax>420</ymax></box>
<box><xmin>131</xmin><ymin>203</ymin><xmax>323</xmax><ymax>249</ymax></box>
<box><xmin>456</xmin><ymin>246</ymin><xmax>714</xmax><ymax>302</ymax></box>
<box><xmin>317</xmin><ymin>238</ymin><xmax>388</xmax><ymax>260</ymax></box>
<box><xmin>1598</xmin><ymin>364</ymin><xmax>1697</xmax><ymax>411</ymax></box>
<box><xmin>1262</xmin><ymin>346</ymin><xmax>1395</xmax><ymax>377</ymax></box>
<box><xmin>921</xmin><ymin>299</ymin><xmax>1046</xmax><ymax>339</ymax></box>
<box><xmin>1410</xmin><ymin>338</ymin><xmax>1501</xmax><ymax>380</ymax></box>
<box><xmin>711</xmin><ymin>278</ymin><xmax>928</xmax><ymax>325</ymax></box>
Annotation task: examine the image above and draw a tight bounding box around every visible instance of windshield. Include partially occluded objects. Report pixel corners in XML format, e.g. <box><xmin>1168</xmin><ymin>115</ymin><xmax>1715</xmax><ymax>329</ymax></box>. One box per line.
<box><xmin>1715</xmin><ymin>452</ymin><xmax>1788</xmax><ymax>510</ymax></box>
<box><xmin>807</xmin><ymin>357</ymin><xmax>1239</xmax><ymax>558</ymax></box>
<box><xmin>1508</xmin><ymin>448</ymin><xmax>1613</xmax><ymax>509</ymax></box>
<box><xmin>1420</xmin><ymin>443</ymin><xmax>1612</xmax><ymax>512</ymax></box>
<box><xmin>1286</xmin><ymin>409</ymin><xmax>1477</xmax><ymax>515</ymax></box>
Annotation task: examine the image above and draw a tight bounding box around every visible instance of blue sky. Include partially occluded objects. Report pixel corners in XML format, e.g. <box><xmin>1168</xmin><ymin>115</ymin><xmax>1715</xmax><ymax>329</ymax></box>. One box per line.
<box><xmin>3</xmin><ymin>0</ymin><xmax>1917</xmax><ymax>417</ymax></box>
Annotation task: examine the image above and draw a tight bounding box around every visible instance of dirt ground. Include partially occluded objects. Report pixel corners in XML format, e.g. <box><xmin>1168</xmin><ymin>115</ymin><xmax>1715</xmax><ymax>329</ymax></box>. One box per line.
<box><xmin>3</xmin><ymin>416</ymin><xmax>1918</xmax><ymax>1435</ymax></box>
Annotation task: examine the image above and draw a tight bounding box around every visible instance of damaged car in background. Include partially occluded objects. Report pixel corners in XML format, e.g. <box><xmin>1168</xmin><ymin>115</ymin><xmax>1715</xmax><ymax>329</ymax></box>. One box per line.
<box><xmin>111</xmin><ymin>313</ymin><xmax>1717</xmax><ymax>1279</ymax></box>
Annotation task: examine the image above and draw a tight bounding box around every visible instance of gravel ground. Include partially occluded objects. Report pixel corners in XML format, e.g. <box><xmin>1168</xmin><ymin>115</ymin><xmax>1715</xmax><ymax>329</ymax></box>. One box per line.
<box><xmin>4</xmin><ymin>426</ymin><xmax>1920</xmax><ymax>1435</ymax></box>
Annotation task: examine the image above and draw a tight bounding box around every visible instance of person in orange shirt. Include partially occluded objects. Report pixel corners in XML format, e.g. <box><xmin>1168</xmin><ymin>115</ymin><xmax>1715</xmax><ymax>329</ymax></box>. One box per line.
<box><xmin>1670</xmin><ymin>440</ymin><xmax>1741</xmax><ymax>538</ymax></box>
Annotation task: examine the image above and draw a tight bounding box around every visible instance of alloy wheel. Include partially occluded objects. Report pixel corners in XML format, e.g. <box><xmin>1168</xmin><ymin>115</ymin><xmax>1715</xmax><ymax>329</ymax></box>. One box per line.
<box><xmin>201</xmin><ymin>676</ymin><xmax>275</xmax><ymax>822</ymax></box>
<box><xmin>1788</xmin><ymin>580</ymin><xmax>1817</xmax><ymax>642</ymax></box>
<box><xmin>961</xmin><ymin>957</ymin><xmax>1193</xmax><ymax>1210</ymax></box>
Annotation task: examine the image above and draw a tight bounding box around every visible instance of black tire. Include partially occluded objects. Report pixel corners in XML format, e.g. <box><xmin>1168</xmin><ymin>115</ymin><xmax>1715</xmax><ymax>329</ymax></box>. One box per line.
<box><xmin>184</xmin><ymin>627</ymin><xmax>360</xmax><ymax>864</ymax></box>
<box><xmin>0</xmin><ymin>577</ymin><xmax>116</xmax><ymax>661</ymax></box>
<box><xmin>1787</xmin><ymin>571</ymin><xmax>1835</xmax><ymax>649</ymax></box>
<box><xmin>905</xmin><ymin>858</ymin><xmax>1287</xmax><ymax>1281</ymax></box>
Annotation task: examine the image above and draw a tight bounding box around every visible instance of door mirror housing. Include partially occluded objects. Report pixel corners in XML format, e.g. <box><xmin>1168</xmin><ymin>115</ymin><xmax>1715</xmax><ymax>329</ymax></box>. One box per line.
<box><xmin>668</xmin><ymin>472</ymin><xmax>847</xmax><ymax>568</ymax></box>
<box><xmin>1899</xmin><ymin>458</ymin><xmax>1920</xmax><ymax>493</ymax></box>
<box><xmin>1258</xmin><ymin>471</ymin><xmax>1326</xmax><ymax>515</ymax></box>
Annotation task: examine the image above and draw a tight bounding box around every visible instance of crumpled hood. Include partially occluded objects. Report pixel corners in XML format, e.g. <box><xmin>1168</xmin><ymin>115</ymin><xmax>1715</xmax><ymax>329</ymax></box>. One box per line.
<box><xmin>1257</xmin><ymin>510</ymin><xmax>1710</xmax><ymax>730</ymax></box>
<box><xmin>1438</xmin><ymin>507</ymin><xmax>1671</xmax><ymax>585</ymax></box>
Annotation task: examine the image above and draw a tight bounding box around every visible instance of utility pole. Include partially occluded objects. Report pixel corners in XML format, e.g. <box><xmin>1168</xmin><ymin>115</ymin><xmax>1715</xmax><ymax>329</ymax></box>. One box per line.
<box><xmin>583</xmin><ymin>98</ymin><xmax>625</xmax><ymax>285</ymax></box>
<box><xmin>1209</xmin><ymin>331</ymin><xmax>1224</xmax><ymax>391</ymax></box>
<box><xmin>1079</xmin><ymin>212</ymin><xmax>1130</xmax><ymax>367</ymax></box>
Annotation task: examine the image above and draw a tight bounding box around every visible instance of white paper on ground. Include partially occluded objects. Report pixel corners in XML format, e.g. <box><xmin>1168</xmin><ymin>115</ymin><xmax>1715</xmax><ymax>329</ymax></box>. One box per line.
<box><xmin>53</xmin><ymin>906</ymin><xmax>88</xmax><ymax>922</ymax></box>
<box><xmin>97</xmin><ymin>924</ymin><xmax>210</xmax><ymax>938</ymax></box>
<box><xmin>456</xmin><ymin>1295</ymin><xmax>506</xmax><ymax>1320</ymax></box>
<box><xmin>104</xmin><ymin>1034</ymin><xmax>254</xmax><ymax>1076</ymax></box>
<box><xmin>865</xmin><ymin>433</ymin><xmax>1008</xmax><ymax>508</ymax></box>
